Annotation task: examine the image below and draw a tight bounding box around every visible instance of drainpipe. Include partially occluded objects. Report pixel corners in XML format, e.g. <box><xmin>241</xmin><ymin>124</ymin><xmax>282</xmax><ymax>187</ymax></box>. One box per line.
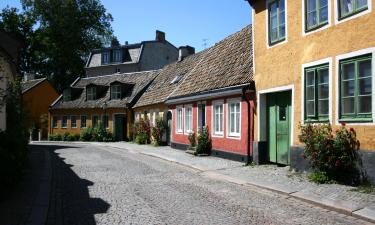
<box><xmin>242</xmin><ymin>86</ymin><xmax>253</xmax><ymax>165</ymax></box>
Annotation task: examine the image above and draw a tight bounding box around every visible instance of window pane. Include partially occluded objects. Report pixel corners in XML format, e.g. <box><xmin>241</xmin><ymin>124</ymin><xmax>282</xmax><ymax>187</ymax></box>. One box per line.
<box><xmin>358</xmin><ymin>60</ymin><xmax>372</xmax><ymax>78</ymax></box>
<box><xmin>342</xmin><ymin>80</ymin><xmax>355</xmax><ymax>97</ymax></box>
<box><xmin>271</xmin><ymin>15</ymin><xmax>278</xmax><ymax>29</ymax></box>
<box><xmin>306</xmin><ymin>71</ymin><xmax>315</xmax><ymax>85</ymax></box>
<box><xmin>306</xmin><ymin>86</ymin><xmax>315</xmax><ymax>100</ymax></box>
<box><xmin>342</xmin><ymin>63</ymin><xmax>355</xmax><ymax>80</ymax></box>
<box><xmin>307</xmin><ymin>0</ymin><xmax>317</xmax><ymax>12</ymax></box>
<box><xmin>318</xmin><ymin>69</ymin><xmax>329</xmax><ymax>84</ymax></box>
<box><xmin>318</xmin><ymin>84</ymin><xmax>329</xmax><ymax>99</ymax></box>
<box><xmin>235</xmin><ymin>112</ymin><xmax>240</xmax><ymax>133</ymax></box>
<box><xmin>306</xmin><ymin>101</ymin><xmax>315</xmax><ymax>116</ymax></box>
<box><xmin>358</xmin><ymin>96</ymin><xmax>372</xmax><ymax>113</ymax></box>
<box><xmin>308</xmin><ymin>12</ymin><xmax>317</xmax><ymax>27</ymax></box>
<box><xmin>340</xmin><ymin>0</ymin><xmax>354</xmax><ymax>15</ymax></box>
<box><xmin>270</xmin><ymin>2</ymin><xmax>278</xmax><ymax>16</ymax></box>
<box><xmin>279</xmin><ymin>0</ymin><xmax>285</xmax><ymax>11</ymax></box>
<box><xmin>230</xmin><ymin>112</ymin><xmax>235</xmax><ymax>133</ymax></box>
<box><xmin>279</xmin><ymin>24</ymin><xmax>285</xmax><ymax>39</ymax></box>
<box><xmin>279</xmin><ymin>12</ymin><xmax>285</xmax><ymax>25</ymax></box>
<box><xmin>359</xmin><ymin>77</ymin><xmax>372</xmax><ymax>95</ymax></box>
<box><xmin>342</xmin><ymin>97</ymin><xmax>355</xmax><ymax>114</ymax></box>
<box><xmin>356</xmin><ymin>0</ymin><xmax>368</xmax><ymax>9</ymax></box>
<box><xmin>318</xmin><ymin>99</ymin><xmax>329</xmax><ymax>115</ymax></box>
<box><xmin>319</xmin><ymin>6</ymin><xmax>328</xmax><ymax>23</ymax></box>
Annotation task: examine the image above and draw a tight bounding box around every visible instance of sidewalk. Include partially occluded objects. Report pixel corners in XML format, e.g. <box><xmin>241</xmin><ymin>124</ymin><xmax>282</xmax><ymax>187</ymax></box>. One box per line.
<box><xmin>95</xmin><ymin>141</ymin><xmax>375</xmax><ymax>223</ymax></box>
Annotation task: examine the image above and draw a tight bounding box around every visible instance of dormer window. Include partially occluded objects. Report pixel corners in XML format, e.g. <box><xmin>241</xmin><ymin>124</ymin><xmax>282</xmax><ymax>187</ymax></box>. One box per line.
<box><xmin>113</xmin><ymin>49</ymin><xmax>122</xmax><ymax>62</ymax></box>
<box><xmin>102</xmin><ymin>51</ymin><xmax>110</xmax><ymax>64</ymax></box>
<box><xmin>87</xmin><ymin>86</ymin><xmax>97</xmax><ymax>101</ymax></box>
<box><xmin>111</xmin><ymin>84</ymin><xmax>122</xmax><ymax>100</ymax></box>
<box><xmin>63</xmin><ymin>89</ymin><xmax>71</xmax><ymax>101</ymax></box>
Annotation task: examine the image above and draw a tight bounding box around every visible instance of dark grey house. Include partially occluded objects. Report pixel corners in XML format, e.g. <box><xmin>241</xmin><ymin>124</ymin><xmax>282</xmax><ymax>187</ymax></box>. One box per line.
<box><xmin>85</xmin><ymin>30</ymin><xmax>178</xmax><ymax>77</ymax></box>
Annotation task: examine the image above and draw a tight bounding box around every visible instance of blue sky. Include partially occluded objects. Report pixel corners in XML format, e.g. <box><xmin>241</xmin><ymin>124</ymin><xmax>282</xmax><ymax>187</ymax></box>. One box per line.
<box><xmin>0</xmin><ymin>0</ymin><xmax>252</xmax><ymax>51</ymax></box>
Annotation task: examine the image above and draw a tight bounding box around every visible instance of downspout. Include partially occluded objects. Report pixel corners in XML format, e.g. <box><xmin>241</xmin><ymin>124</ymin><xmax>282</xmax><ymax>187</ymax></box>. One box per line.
<box><xmin>242</xmin><ymin>86</ymin><xmax>253</xmax><ymax>165</ymax></box>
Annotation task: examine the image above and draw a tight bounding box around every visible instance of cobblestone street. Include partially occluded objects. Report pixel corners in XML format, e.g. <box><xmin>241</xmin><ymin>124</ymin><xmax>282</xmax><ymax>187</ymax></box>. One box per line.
<box><xmin>36</xmin><ymin>143</ymin><xmax>372</xmax><ymax>225</ymax></box>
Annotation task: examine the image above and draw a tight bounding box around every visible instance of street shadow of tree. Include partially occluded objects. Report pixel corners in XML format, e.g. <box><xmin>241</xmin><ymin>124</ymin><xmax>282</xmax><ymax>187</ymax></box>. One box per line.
<box><xmin>32</xmin><ymin>144</ymin><xmax>111</xmax><ymax>225</ymax></box>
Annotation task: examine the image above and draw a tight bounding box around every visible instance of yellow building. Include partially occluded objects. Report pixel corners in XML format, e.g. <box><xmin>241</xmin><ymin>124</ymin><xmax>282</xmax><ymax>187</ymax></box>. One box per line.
<box><xmin>249</xmin><ymin>0</ymin><xmax>375</xmax><ymax>180</ymax></box>
<box><xmin>49</xmin><ymin>70</ymin><xmax>158</xmax><ymax>141</ymax></box>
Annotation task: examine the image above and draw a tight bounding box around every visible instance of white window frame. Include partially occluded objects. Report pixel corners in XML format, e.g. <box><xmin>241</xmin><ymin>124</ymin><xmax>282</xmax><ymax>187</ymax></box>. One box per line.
<box><xmin>61</xmin><ymin>115</ymin><xmax>68</xmax><ymax>128</ymax></box>
<box><xmin>102</xmin><ymin>51</ymin><xmax>110</xmax><ymax>64</ymax></box>
<box><xmin>266</xmin><ymin>0</ymin><xmax>288</xmax><ymax>49</ymax></box>
<box><xmin>184</xmin><ymin>104</ymin><xmax>193</xmax><ymax>134</ymax></box>
<box><xmin>226</xmin><ymin>98</ymin><xmax>242</xmax><ymax>138</ymax></box>
<box><xmin>111</xmin><ymin>84</ymin><xmax>122</xmax><ymax>99</ymax></box>
<box><xmin>80</xmin><ymin>115</ymin><xmax>87</xmax><ymax>128</ymax></box>
<box><xmin>302</xmin><ymin>0</ymin><xmax>332</xmax><ymax>36</ymax></box>
<box><xmin>212</xmin><ymin>100</ymin><xmax>224</xmax><ymax>137</ymax></box>
<box><xmin>301</xmin><ymin>57</ymin><xmax>333</xmax><ymax>124</ymax></box>
<box><xmin>71</xmin><ymin>115</ymin><xmax>78</xmax><ymax>128</ymax></box>
<box><xmin>87</xmin><ymin>86</ymin><xmax>96</xmax><ymax>101</ymax></box>
<box><xmin>113</xmin><ymin>49</ymin><xmax>122</xmax><ymax>62</ymax></box>
<box><xmin>334</xmin><ymin>0</ymin><xmax>372</xmax><ymax>25</ymax></box>
<box><xmin>176</xmin><ymin>106</ymin><xmax>183</xmax><ymax>134</ymax></box>
<box><xmin>335</xmin><ymin>47</ymin><xmax>375</xmax><ymax>125</ymax></box>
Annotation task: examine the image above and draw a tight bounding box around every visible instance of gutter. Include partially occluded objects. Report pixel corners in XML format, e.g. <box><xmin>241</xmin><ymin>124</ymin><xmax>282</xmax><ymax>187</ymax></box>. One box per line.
<box><xmin>242</xmin><ymin>85</ymin><xmax>253</xmax><ymax>165</ymax></box>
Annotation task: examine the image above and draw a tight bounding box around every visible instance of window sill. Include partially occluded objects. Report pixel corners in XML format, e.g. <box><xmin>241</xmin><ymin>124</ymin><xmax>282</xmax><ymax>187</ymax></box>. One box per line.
<box><xmin>269</xmin><ymin>38</ymin><xmax>286</xmax><ymax>47</ymax></box>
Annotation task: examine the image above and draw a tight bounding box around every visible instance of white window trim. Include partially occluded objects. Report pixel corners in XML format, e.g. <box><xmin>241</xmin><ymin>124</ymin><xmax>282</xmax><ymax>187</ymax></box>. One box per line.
<box><xmin>80</xmin><ymin>115</ymin><xmax>87</xmax><ymax>129</ymax></box>
<box><xmin>257</xmin><ymin>84</ymin><xmax>295</xmax><ymax>145</ymax></box>
<box><xmin>70</xmin><ymin>115</ymin><xmax>78</xmax><ymax>128</ymax></box>
<box><xmin>266</xmin><ymin>0</ymin><xmax>288</xmax><ymax>49</ymax></box>
<box><xmin>302</xmin><ymin>0</ymin><xmax>332</xmax><ymax>36</ymax></box>
<box><xmin>176</xmin><ymin>105</ymin><xmax>183</xmax><ymax>134</ymax></box>
<box><xmin>335</xmin><ymin>47</ymin><xmax>375</xmax><ymax>125</ymax></box>
<box><xmin>226</xmin><ymin>98</ymin><xmax>242</xmax><ymax>139</ymax></box>
<box><xmin>61</xmin><ymin>115</ymin><xmax>68</xmax><ymax>128</ymax></box>
<box><xmin>212</xmin><ymin>100</ymin><xmax>225</xmax><ymax>137</ymax></box>
<box><xmin>184</xmin><ymin>104</ymin><xmax>193</xmax><ymax>134</ymax></box>
<box><xmin>196</xmin><ymin>101</ymin><xmax>207</xmax><ymax>131</ymax></box>
<box><xmin>301</xmin><ymin>57</ymin><xmax>333</xmax><ymax>124</ymax></box>
<box><xmin>334</xmin><ymin>0</ymin><xmax>372</xmax><ymax>25</ymax></box>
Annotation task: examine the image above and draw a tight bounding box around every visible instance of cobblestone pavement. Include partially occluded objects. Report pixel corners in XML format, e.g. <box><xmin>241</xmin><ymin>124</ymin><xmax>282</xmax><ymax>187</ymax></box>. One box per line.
<box><xmin>40</xmin><ymin>143</ymin><xmax>372</xmax><ymax>225</ymax></box>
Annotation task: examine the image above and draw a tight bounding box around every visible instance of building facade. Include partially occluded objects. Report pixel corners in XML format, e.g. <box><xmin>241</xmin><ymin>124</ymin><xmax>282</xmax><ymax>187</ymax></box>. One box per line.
<box><xmin>85</xmin><ymin>30</ymin><xmax>178</xmax><ymax>77</ymax></box>
<box><xmin>249</xmin><ymin>0</ymin><xmax>375</xmax><ymax>180</ymax></box>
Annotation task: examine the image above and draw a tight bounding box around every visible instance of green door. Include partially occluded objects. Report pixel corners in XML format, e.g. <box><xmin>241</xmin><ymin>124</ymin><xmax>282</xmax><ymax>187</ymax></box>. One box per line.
<box><xmin>114</xmin><ymin>114</ymin><xmax>126</xmax><ymax>141</ymax></box>
<box><xmin>267</xmin><ymin>91</ymin><xmax>291</xmax><ymax>165</ymax></box>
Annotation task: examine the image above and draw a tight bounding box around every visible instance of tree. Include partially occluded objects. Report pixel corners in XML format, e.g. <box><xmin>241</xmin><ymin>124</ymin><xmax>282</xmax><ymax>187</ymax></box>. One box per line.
<box><xmin>0</xmin><ymin>0</ymin><xmax>114</xmax><ymax>92</ymax></box>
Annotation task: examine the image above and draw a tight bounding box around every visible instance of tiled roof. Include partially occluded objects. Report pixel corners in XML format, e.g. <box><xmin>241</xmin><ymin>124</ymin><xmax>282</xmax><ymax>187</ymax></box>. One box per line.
<box><xmin>21</xmin><ymin>78</ymin><xmax>46</xmax><ymax>94</ymax></box>
<box><xmin>51</xmin><ymin>70</ymin><xmax>159</xmax><ymax>110</ymax></box>
<box><xmin>169</xmin><ymin>25</ymin><xmax>252</xmax><ymax>99</ymax></box>
<box><xmin>133</xmin><ymin>51</ymin><xmax>206</xmax><ymax>108</ymax></box>
<box><xmin>134</xmin><ymin>25</ymin><xmax>252</xmax><ymax>107</ymax></box>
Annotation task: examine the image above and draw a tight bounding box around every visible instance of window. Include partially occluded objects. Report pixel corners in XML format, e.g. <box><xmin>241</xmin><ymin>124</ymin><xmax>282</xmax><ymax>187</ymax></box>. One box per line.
<box><xmin>304</xmin><ymin>64</ymin><xmax>330</xmax><ymax>121</ymax></box>
<box><xmin>339</xmin><ymin>0</ymin><xmax>368</xmax><ymax>19</ymax></box>
<box><xmin>111</xmin><ymin>85</ymin><xmax>122</xmax><ymax>99</ymax></box>
<box><xmin>63</xmin><ymin>89</ymin><xmax>71</xmax><ymax>101</ymax></box>
<box><xmin>228</xmin><ymin>100</ymin><xmax>241</xmax><ymax>137</ymax></box>
<box><xmin>176</xmin><ymin>107</ymin><xmax>183</xmax><ymax>133</ymax></box>
<box><xmin>102</xmin><ymin>51</ymin><xmax>109</xmax><ymax>64</ymax></box>
<box><xmin>305</xmin><ymin>0</ymin><xmax>329</xmax><ymax>31</ymax></box>
<box><xmin>113</xmin><ymin>49</ymin><xmax>122</xmax><ymax>62</ymax></box>
<box><xmin>134</xmin><ymin>112</ymin><xmax>140</xmax><ymax>122</ymax></box>
<box><xmin>71</xmin><ymin>115</ymin><xmax>77</xmax><ymax>128</ymax></box>
<box><xmin>213</xmin><ymin>102</ymin><xmax>224</xmax><ymax>136</ymax></box>
<box><xmin>87</xmin><ymin>86</ymin><xmax>96</xmax><ymax>101</ymax></box>
<box><xmin>184</xmin><ymin>106</ymin><xmax>192</xmax><ymax>133</ymax></box>
<box><xmin>268</xmin><ymin>0</ymin><xmax>286</xmax><ymax>45</ymax></box>
<box><xmin>62</xmin><ymin>116</ymin><xmax>68</xmax><ymax>128</ymax></box>
<box><xmin>150</xmin><ymin>111</ymin><xmax>154</xmax><ymax>127</ymax></box>
<box><xmin>80</xmin><ymin>115</ymin><xmax>87</xmax><ymax>128</ymax></box>
<box><xmin>52</xmin><ymin>116</ymin><xmax>58</xmax><ymax>128</ymax></box>
<box><xmin>102</xmin><ymin>115</ymin><xmax>109</xmax><ymax>129</ymax></box>
<box><xmin>92</xmin><ymin>115</ymin><xmax>99</xmax><ymax>128</ymax></box>
<box><xmin>339</xmin><ymin>54</ymin><xmax>372</xmax><ymax>121</ymax></box>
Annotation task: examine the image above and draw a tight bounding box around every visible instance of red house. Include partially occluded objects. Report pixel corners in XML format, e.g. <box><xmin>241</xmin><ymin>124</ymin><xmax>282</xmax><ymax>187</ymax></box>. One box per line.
<box><xmin>165</xmin><ymin>26</ymin><xmax>254</xmax><ymax>162</ymax></box>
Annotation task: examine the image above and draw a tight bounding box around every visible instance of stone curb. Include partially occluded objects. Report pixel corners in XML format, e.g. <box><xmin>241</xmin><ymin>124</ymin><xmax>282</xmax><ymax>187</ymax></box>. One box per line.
<box><xmin>26</xmin><ymin>149</ymin><xmax>52</xmax><ymax>225</ymax></box>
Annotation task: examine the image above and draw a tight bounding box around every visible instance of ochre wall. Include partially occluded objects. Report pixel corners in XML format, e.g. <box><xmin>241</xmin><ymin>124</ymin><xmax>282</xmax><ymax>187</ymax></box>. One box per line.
<box><xmin>133</xmin><ymin>103</ymin><xmax>168</xmax><ymax>124</ymax></box>
<box><xmin>49</xmin><ymin>108</ymin><xmax>132</xmax><ymax>139</ymax></box>
<box><xmin>171</xmin><ymin>94</ymin><xmax>251</xmax><ymax>156</ymax></box>
<box><xmin>23</xmin><ymin>80</ymin><xmax>59</xmax><ymax>136</ymax></box>
<box><xmin>252</xmin><ymin>0</ymin><xmax>375</xmax><ymax>150</ymax></box>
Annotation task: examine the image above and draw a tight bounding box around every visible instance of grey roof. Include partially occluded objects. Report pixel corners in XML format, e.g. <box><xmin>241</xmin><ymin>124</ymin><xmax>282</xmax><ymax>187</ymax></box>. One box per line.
<box><xmin>51</xmin><ymin>70</ymin><xmax>159</xmax><ymax>110</ymax></box>
<box><xmin>21</xmin><ymin>78</ymin><xmax>46</xmax><ymax>94</ymax></box>
<box><xmin>134</xmin><ymin>25</ymin><xmax>253</xmax><ymax>107</ymax></box>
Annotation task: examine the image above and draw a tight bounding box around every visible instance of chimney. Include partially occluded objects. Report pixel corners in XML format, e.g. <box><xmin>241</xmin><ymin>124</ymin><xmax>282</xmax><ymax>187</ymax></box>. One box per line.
<box><xmin>155</xmin><ymin>30</ymin><xmax>165</xmax><ymax>42</ymax></box>
<box><xmin>178</xmin><ymin>46</ymin><xmax>195</xmax><ymax>61</ymax></box>
<box><xmin>23</xmin><ymin>73</ymin><xmax>35</xmax><ymax>81</ymax></box>
<box><xmin>125</xmin><ymin>41</ymin><xmax>129</xmax><ymax>45</ymax></box>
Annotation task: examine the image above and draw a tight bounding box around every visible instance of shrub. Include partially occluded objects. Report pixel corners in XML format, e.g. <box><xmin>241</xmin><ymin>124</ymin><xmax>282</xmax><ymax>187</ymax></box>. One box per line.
<box><xmin>151</xmin><ymin>118</ymin><xmax>166</xmax><ymax>146</ymax></box>
<box><xmin>308</xmin><ymin>172</ymin><xmax>336</xmax><ymax>184</ymax></box>
<box><xmin>80</xmin><ymin>127</ymin><xmax>93</xmax><ymax>141</ymax></box>
<box><xmin>62</xmin><ymin>132</ymin><xmax>70</xmax><ymax>141</ymax></box>
<box><xmin>135</xmin><ymin>133</ymin><xmax>148</xmax><ymax>144</ymax></box>
<box><xmin>133</xmin><ymin>118</ymin><xmax>151</xmax><ymax>145</ymax></box>
<box><xmin>299</xmin><ymin>123</ymin><xmax>364</xmax><ymax>184</ymax></box>
<box><xmin>187</xmin><ymin>131</ymin><xmax>196</xmax><ymax>149</ymax></box>
<box><xmin>196</xmin><ymin>126</ymin><xmax>212</xmax><ymax>155</ymax></box>
<box><xmin>79</xmin><ymin>125</ymin><xmax>113</xmax><ymax>142</ymax></box>
<box><xmin>66</xmin><ymin>134</ymin><xmax>79</xmax><ymax>142</ymax></box>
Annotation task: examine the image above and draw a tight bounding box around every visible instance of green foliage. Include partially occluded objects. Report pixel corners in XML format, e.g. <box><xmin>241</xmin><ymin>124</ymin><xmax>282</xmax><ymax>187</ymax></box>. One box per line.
<box><xmin>79</xmin><ymin>125</ymin><xmax>113</xmax><ymax>142</ymax></box>
<box><xmin>133</xmin><ymin>118</ymin><xmax>151</xmax><ymax>145</ymax></box>
<box><xmin>0</xmin><ymin>80</ymin><xmax>28</xmax><ymax>198</ymax></box>
<box><xmin>308</xmin><ymin>172</ymin><xmax>336</xmax><ymax>184</ymax></box>
<box><xmin>187</xmin><ymin>131</ymin><xmax>196</xmax><ymax>149</ymax></box>
<box><xmin>299</xmin><ymin>123</ymin><xmax>364</xmax><ymax>184</ymax></box>
<box><xmin>350</xmin><ymin>182</ymin><xmax>375</xmax><ymax>194</ymax></box>
<box><xmin>48</xmin><ymin>133</ymin><xmax>62</xmax><ymax>141</ymax></box>
<box><xmin>196</xmin><ymin>126</ymin><xmax>212</xmax><ymax>155</ymax></box>
<box><xmin>80</xmin><ymin>127</ymin><xmax>93</xmax><ymax>141</ymax></box>
<box><xmin>151</xmin><ymin>118</ymin><xmax>166</xmax><ymax>146</ymax></box>
<box><xmin>0</xmin><ymin>0</ymin><xmax>114</xmax><ymax>92</ymax></box>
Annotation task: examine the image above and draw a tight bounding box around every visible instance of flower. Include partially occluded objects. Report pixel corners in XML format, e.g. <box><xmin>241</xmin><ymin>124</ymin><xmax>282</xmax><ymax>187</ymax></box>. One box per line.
<box><xmin>341</xmin><ymin>122</ymin><xmax>346</xmax><ymax>126</ymax></box>
<box><xmin>335</xmin><ymin>160</ymin><xmax>341</xmax><ymax>167</ymax></box>
<box><xmin>349</xmin><ymin>127</ymin><xmax>354</xmax><ymax>132</ymax></box>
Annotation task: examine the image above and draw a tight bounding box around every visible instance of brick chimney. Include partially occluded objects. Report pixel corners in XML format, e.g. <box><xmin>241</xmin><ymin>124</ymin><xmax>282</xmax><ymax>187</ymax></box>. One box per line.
<box><xmin>178</xmin><ymin>46</ymin><xmax>195</xmax><ymax>61</ymax></box>
<box><xmin>155</xmin><ymin>30</ymin><xmax>165</xmax><ymax>42</ymax></box>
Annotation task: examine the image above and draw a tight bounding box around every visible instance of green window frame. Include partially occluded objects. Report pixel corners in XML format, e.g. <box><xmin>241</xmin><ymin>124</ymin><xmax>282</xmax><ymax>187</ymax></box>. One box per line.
<box><xmin>80</xmin><ymin>115</ymin><xmax>87</xmax><ymax>128</ymax></box>
<box><xmin>304</xmin><ymin>64</ymin><xmax>330</xmax><ymax>122</ymax></box>
<box><xmin>305</xmin><ymin>0</ymin><xmax>329</xmax><ymax>31</ymax></box>
<box><xmin>71</xmin><ymin>115</ymin><xmax>77</xmax><ymax>128</ymax></box>
<box><xmin>268</xmin><ymin>0</ymin><xmax>286</xmax><ymax>45</ymax></box>
<box><xmin>338</xmin><ymin>0</ymin><xmax>368</xmax><ymax>20</ymax></box>
<box><xmin>339</xmin><ymin>54</ymin><xmax>372</xmax><ymax>121</ymax></box>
